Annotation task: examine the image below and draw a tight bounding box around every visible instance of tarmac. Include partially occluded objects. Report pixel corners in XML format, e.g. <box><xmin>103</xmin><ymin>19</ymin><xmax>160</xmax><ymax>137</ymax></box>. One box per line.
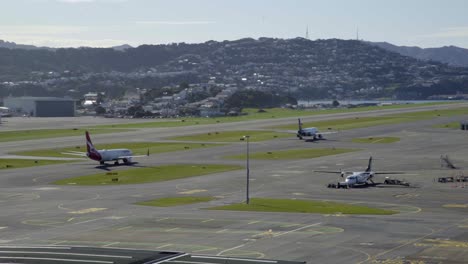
<box><xmin>0</xmin><ymin>103</ymin><xmax>467</xmax><ymax>263</ymax></box>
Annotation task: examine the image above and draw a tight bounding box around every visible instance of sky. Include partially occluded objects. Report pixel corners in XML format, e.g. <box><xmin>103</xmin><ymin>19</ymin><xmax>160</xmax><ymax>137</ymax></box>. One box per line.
<box><xmin>1</xmin><ymin>0</ymin><xmax>468</xmax><ymax>48</ymax></box>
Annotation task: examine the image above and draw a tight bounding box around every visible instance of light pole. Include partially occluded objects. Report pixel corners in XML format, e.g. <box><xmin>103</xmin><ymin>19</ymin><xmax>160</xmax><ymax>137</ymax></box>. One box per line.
<box><xmin>242</xmin><ymin>135</ymin><xmax>250</xmax><ymax>204</ymax></box>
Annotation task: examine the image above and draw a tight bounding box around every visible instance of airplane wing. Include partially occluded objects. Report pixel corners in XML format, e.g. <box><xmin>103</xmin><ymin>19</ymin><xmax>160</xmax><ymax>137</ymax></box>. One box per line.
<box><xmin>61</xmin><ymin>151</ymin><xmax>87</xmax><ymax>157</ymax></box>
<box><xmin>117</xmin><ymin>154</ymin><xmax>148</xmax><ymax>159</ymax></box>
<box><xmin>314</xmin><ymin>170</ymin><xmax>352</xmax><ymax>174</ymax></box>
<box><xmin>117</xmin><ymin>149</ymin><xmax>150</xmax><ymax>159</ymax></box>
<box><xmin>319</xmin><ymin>131</ymin><xmax>338</xmax><ymax>135</ymax></box>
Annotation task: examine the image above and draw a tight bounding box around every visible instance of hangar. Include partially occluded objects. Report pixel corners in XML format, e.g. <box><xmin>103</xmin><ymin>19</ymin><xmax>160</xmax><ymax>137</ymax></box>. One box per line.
<box><xmin>4</xmin><ymin>96</ymin><xmax>76</xmax><ymax>117</ymax></box>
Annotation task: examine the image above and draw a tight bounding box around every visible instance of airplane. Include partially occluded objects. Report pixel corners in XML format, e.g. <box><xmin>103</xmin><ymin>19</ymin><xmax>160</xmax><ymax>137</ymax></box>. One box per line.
<box><xmin>315</xmin><ymin>156</ymin><xmax>404</xmax><ymax>187</ymax></box>
<box><xmin>63</xmin><ymin>131</ymin><xmax>149</xmax><ymax>165</ymax></box>
<box><xmin>296</xmin><ymin>118</ymin><xmax>336</xmax><ymax>140</ymax></box>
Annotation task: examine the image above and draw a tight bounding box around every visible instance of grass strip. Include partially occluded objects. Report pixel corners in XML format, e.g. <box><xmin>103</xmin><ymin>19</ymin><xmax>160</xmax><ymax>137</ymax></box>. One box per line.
<box><xmin>351</xmin><ymin>137</ymin><xmax>400</xmax><ymax>144</ymax></box>
<box><xmin>0</xmin><ymin>158</ymin><xmax>73</xmax><ymax>169</ymax></box>
<box><xmin>53</xmin><ymin>164</ymin><xmax>243</xmax><ymax>185</ymax></box>
<box><xmin>208</xmin><ymin>198</ymin><xmax>397</xmax><ymax>215</ymax></box>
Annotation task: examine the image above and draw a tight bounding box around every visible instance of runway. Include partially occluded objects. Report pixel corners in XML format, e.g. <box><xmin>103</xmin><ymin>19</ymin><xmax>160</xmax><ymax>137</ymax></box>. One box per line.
<box><xmin>0</xmin><ymin>103</ymin><xmax>467</xmax><ymax>263</ymax></box>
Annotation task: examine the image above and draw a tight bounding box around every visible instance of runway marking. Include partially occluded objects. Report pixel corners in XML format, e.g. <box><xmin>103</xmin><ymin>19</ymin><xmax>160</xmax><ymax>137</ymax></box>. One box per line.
<box><xmin>73</xmin><ymin>216</ymin><xmax>124</xmax><ymax>225</ymax></box>
<box><xmin>292</xmin><ymin>192</ymin><xmax>306</xmax><ymax>196</ymax></box>
<box><xmin>216</xmin><ymin>244</ymin><xmax>245</xmax><ymax>256</ymax></box>
<box><xmin>49</xmin><ymin>241</ymin><xmax>67</xmax><ymax>245</ymax></box>
<box><xmin>67</xmin><ymin>217</ymin><xmax>75</xmax><ymax>222</ymax></box>
<box><xmin>117</xmin><ymin>226</ymin><xmax>132</xmax><ymax>231</ymax></box>
<box><xmin>216</xmin><ymin>229</ymin><xmax>229</xmax><ymax>233</ymax></box>
<box><xmin>201</xmin><ymin>219</ymin><xmax>214</xmax><ymax>223</ymax></box>
<box><xmin>157</xmin><ymin>244</ymin><xmax>173</xmax><ymax>249</ymax></box>
<box><xmin>165</xmin><ymin>227</ymin><xmax>180</xmax><ymax>232</ymax></box>
<box><xmin>69</xmin><ymin>208</ymin><xmax>107</xmax><ymax>214</ymax></box>
<box><xmin>0</xmin><ymin>227</ymin><xmax>7</xmax><ymax>230</ymax></box>
<box><xmin>192</xmin><ymin>247</ymin><xmax>218</xmax><ymax>253</ymax></box>
<box><xmin>369</xmin><ymin>219</ymin><xmax>468</xmax><ymax>262</ymax></box>
<box><xmin>247</xmin><ymin>221</ymin><xmax>260</xmax><ymax>225</ymax></box>
<box><xmin>273</xmin><ymin>222</ymin><xmax>321</xmax><ymax>237</ymax></box>
<box><xmin>103</xmin><ymin>242</ymin><xmax>120</xmax><ymax>247</ymax></box>
<box><xmin>156</xmin><ymin>217</ymin><xmax>168</xmax><ymax>222</ymax></box>
<box><xmin>0</xmin><ymin>240</ymin><xmax>13</xmax><ymax>243</ymax></box>
<box><xmin>178</xmin><ymin>189</ymin><xmax>207</xmax><ymax>194</ymax></box>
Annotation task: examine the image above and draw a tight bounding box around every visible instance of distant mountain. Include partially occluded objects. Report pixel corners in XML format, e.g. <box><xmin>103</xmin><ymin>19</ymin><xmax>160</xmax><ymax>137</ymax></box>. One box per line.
<box><xmin>0</xmin><ymin>39</ymin><xmax>53</xmax><ymax>50</ymax></box>
<box><xmin>1</xmin><ymin>38</ymin><xmax>468</xmax><ymax>100</ymax></box>
<box><xmin>370</xmin><ymin>42</ymin><xmax>468</xmax><ymax>67</ymax></box>
<box><xmin>111</xmin><ymin>44</ymin><xmax>133</xmax><ymax>51</ymax></box>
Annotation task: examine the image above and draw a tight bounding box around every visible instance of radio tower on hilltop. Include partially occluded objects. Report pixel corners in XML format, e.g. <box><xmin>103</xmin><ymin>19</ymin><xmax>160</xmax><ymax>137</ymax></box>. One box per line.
<box><xmin>306</xmin><ymin>25</ymin><xmax>309</xmax><ymax>39</ymax></box>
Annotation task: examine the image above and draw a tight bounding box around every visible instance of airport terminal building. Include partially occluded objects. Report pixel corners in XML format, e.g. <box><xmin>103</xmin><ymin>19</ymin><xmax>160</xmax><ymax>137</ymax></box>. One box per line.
<box><xmin>4</xmin><ymin>96</ymin><xmax>76</xmax><ymax>117</ymax></box>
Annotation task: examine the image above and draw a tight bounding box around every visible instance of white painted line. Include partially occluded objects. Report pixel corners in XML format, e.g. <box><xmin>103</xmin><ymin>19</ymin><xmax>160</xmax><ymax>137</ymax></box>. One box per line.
<box><xmin>0</xmin><ymin>256</ymin><xmax>112</xmax><ymax>263</ymax></box>
<box><xmin>0</xmin><ymin>227</ymin><xmax>7</xmax><ymax>230</ymax></box>
<box><xmin>156</xmin><ymin>244</ymin><xmax>173</xmax><ymax>249</ymax></box>
<box><xmin>193</xmin><ymin>255</ymin><xmax>277</xmax><ymax>263</ymax></box>
<box><xmin>156</xmin><ymin>217</ymin><xmax>169</xmax><ymax>222</ymax></box>
<box><xmin>117</xmin><ymin>226</ymin><xmax>132</xmax><ymax>231</ymax></box>
<box><xmin>273</xmin><ymin>222</ymin><xmax>321</xmax><ymax>237</ymax></box>
<box><xmin>0</xmin><ymin>250</ymin><xmax>132</xmax><ymax>259</ymax></box>
<box><xmin>0</xmin><ymin>246</ymin><xmax>71</xmax><ymax>250</ymax></box>
<box><xmin>201</xmin><ymin>219</ymin><xmax>214</xmax><ymax>223</ymax></box>
<box><xmin>153</xmin><ymin>253</ymin><xmax>189</xmax><ymax>264</ymax></box>
<box><xmin>216</xmin><ymin>244</ymin><xmax>245</xmax><ymax>256</ymax></box>
<box><xmin>247</xmin><ymin>221</ymin><xmax>260</xmax><ymax>225</ymax></box>
<box><xmin>165</xmin><ymin>228</ymin><xmax>180</xmax><ymax>232</ymax></box>
<box><xmin>215</xmin><ymin>229</ymin><xmax>229</xmax><ymax>233</ymax></box>
<box><xmin>102</xmin><ymin>242</ymin><xmax>120</xmax><ymax>247</ymax></box>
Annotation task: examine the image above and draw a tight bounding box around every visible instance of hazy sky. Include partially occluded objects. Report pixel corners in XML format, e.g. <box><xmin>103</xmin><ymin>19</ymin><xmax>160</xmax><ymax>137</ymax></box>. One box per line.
<box><xmin>1</xmin><ymin>0</ymin><xmax>468</xmax><ymax>48</ymax></box>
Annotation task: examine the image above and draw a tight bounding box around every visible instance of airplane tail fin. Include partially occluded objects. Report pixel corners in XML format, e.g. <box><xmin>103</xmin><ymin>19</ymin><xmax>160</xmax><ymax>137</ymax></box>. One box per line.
<box><xmin>365</xmin><ymin>156</ymin><xmax>373</xmax><ymax>172</ymax></box>
<box><xmin>298</xmin><ymin>118</ymin><xmax>303</xmax><ymax>131</ymax></box>
<box><xmin>85</xmin><ymin>131</ymin><xmax>95</xmax><ymax>153</ymax></box>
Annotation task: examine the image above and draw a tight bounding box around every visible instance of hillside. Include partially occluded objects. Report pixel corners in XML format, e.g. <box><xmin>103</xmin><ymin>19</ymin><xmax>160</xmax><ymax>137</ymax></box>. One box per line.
<box><xmin>371</xmin><ymin>42</ymin><xmax>468</xmax><ymax>67</ymax></box>
<box><xmin>1</xmin><ymin>38</ymin><xmax>468</xmax><ymax>100</ymax></box>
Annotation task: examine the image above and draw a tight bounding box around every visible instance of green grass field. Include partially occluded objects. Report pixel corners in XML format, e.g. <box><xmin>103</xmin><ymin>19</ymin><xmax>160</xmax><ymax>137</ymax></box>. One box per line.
<box><xmin>12</xmin><ymin>142</ymin><xmax>221</xmax><ymax>158</ymax></box>
<box><xmin>53</xmin><ymin>164</ymin><xmax>243</xmax><ymax>185</ymax></box>
<box><xmin>94</xmin><ymin>102</ymin><xmax>452</xmax><ymax>130</ymax></box>
<box><xmin>0</xmin><ymin>128</ymin><xmax>130</xmax><ymax>143</ymax></box>
<box><xmin>273</xmin><ymin>107</ymin><xmax>468</xmax><ymax>131</ymax></box>
<box><xmin>207</xmin><ymin>198</ymin><xmax>397</xmax><ymax>215</ymax></box>
<box><xmin>136</xmin><ymin>196</ymin><xmax>215</xmax><ymax>207</ymax></box>
<box><xmin>351</xmin><ymin>137</ymin><xmax>400</xmax><ymax>144</ymax></box>
<box><xmin>170</xmin><ymin>130</ymin><xmax>291</xmax><ymax>142</ymax></box>
<box><xmin>225</xmin><ymin>148</ymin><xmax>358</xmax><ymax>160</ymax></box>
<box><xmin>0</xmin><ymin>159</ymin><xmax>73</xmax><ymax>170</ymax></box>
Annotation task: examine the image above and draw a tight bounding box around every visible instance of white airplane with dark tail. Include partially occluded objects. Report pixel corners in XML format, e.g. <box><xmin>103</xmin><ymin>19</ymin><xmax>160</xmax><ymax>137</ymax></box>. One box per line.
<box><xmin>296</xmin><ymin>118</ymin><xmax>336</xmax><ymax>140</ymax></box>
<box><xmin>63</xmin><ymin>131</ymin><xmax>149</xmax><ymax>165</ymax></box>
<box><xmin>316</xmin><ymin>157</ymin><xmax>404</xmax><ymax>187</ymax></box>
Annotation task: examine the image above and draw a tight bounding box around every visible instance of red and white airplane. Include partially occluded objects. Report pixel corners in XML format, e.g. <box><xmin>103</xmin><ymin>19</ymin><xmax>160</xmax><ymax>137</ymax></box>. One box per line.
<box><xmin>63</xmin><ymin>131</ymin><xmax>148</xmax><ymax>165</ymax></box>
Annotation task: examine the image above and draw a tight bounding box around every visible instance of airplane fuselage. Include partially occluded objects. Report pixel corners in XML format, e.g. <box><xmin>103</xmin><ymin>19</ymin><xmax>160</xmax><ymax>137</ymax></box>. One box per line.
<box><xmin>87</xmin><ymin>149</ymin><xmax>133</xmax><ymax>163</ymax></box>
<box><xmin>297</xmin><ymin>127</ymin><xmax>322</xmax><ymax>139</ymax></box>
<box><xmin>344</xmin><ymin>171</ymin><xmax>374</xmax><ymax>186</ymax></box>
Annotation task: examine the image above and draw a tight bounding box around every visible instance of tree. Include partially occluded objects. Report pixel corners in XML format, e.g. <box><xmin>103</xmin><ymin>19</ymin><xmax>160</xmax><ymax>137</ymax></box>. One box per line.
<box><xmin>332</xmin><ymin>99</ymin><xmax>340</xmax><ymax>107</ymax></box>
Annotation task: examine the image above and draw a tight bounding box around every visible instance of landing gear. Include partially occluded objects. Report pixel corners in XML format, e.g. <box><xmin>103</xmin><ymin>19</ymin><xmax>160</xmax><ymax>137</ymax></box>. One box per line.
<box><xmin>100</xmin><ymin>161</ymin><xmax>105</xmax><ymax>165</ymax></box>
<box><xmin>114</xmin><ymin>161</ymin><xmax>119</xmax><ymax>165</ymax></box>
<box><xmin>122</xmin><ymin>158</ymin><xmax>129</xmax><ymax>164</ymax></box>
